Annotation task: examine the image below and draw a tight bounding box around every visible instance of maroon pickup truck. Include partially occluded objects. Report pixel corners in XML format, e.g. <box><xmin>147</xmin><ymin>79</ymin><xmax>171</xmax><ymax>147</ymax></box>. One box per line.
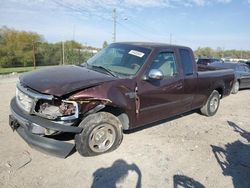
<box><xmin>9</xmin><ymin>42</ymin><xmax>235</xmax><ymax>157</ymax></box>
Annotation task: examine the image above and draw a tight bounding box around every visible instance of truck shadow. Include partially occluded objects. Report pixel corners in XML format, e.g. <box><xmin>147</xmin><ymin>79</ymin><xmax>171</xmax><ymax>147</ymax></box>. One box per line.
<box><xmin>124</xmin><ymin>110</ymin><xmax>199</xmax><ymax>134</ymax></box>
<box><xmin>91</xmin><ymin>159</ymin><xmax>142</xmax><ymax>188</ymax></box>
<box><xmin>173</xmin><ymin>175</ymin><xmax>205</xmax><ymax>188</ymax></box>
<box><xmin>211</xmin><ymin>121</ymin><xmax>250</xmax><ymax>188</ymax></box>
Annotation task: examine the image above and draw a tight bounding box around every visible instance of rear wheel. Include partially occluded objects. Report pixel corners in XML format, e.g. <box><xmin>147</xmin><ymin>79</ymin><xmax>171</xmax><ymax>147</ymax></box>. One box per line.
<box><xmin>200</xmin><ymin>90</ymin><xmax>220</xmax><ymax>116</ymax></box>
<box><xmin>231</xmin><ymin>80</ymin><xmax>239</xmax><ymax>94</ymax></box>
<box><xmin>75</xmin><ymin>112</ymin><xmax>123</xmax><ymax>157</ymax></box>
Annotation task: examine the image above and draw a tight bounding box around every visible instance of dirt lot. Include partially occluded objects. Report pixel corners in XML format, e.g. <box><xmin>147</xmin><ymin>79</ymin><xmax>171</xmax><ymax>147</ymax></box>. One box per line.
<box><xmin>0</xmin><ymin>76</ymin><xmax>250</xmax><ymax>188</ymax></box>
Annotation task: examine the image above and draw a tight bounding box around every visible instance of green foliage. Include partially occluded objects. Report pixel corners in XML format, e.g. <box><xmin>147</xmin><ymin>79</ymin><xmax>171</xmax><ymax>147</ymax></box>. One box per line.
<box><xmin>62</xmin><ymin>40</ymin><xmax>95</xmax><ymax>65</ymax></box>
<box><xmin>195</xmin><ymin>47</ymin><xmax>215</xmax><ymax>58</ymax></box>
<box><xmin>1</xmin><ymin>25</ymin><xmax>250</xmax><ymax>70</ymax></box>
<box><xmin>102</xmin><ymin>41</ymin><xmax>108</xmax><ymax>48</ymax></box>
<box><xmin>0</xmin><ymin>26</ymin><xmax>100</xmax><ymax>69</ymax></box>
<box><xmin>37</xmin><ymin>42</ymin><xmax>61</xmax><ymax>66</ymax></box>
<box><xmin>0</xmin><ymin>26</ymin><xmax>43</xmax><ymax>67</ymax></box>
<box><xmin>194</xmin><ymin>47</ymin><xmax>250</xmax><ymax>59</ymax></box>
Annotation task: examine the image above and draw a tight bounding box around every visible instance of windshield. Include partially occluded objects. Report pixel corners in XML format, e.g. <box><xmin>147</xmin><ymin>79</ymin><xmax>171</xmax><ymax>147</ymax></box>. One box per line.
<box><xmin>84</xmin><ymin>44</ymin><xmax>151</xmax><ymax>77</ymax></box>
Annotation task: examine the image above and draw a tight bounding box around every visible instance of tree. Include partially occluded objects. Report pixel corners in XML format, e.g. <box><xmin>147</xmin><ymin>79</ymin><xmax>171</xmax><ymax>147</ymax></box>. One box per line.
<box><xmin>194</xmin><ymin>47</ymin><xmax>250</xmax><ymax>60</ymax></box>
<box><xmin>102</xmin><ymin>41</ymin><xmax>108</xmax><ymax>49</ymax></box>
<box><xmin>36</xmin><ymin>42</ymin><xmax>61</xmax><ymax>66</ymax></box>
<box><xmin>194</xmin><ymin>47</ymin><xmax>215</xmax><ymax>58</ymax></box>
<box><xmin>0</xmin><ymin>26</ymin><xmax>43</xmax><ymax>67</ymax></box>
<box><xmin>60</xmin><ymin>40</ymin><xmax>95</xmax><ymax>65</ymax></box>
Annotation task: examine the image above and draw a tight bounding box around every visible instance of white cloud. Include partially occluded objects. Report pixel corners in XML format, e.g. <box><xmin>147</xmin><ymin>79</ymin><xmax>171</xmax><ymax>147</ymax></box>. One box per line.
<box><xmin>124</xmin><ymin>0</ymin><xmax>172</xmax><ymax>7</ymax></box>
<box><xmin>3</xmin><ymin>0</ymin><xmax>233</xmax><ymax>10</ymax></box>
<box><xmin>122</xmin><ymin>0</ymin><xmax>232</xmax><ymax>7</ymax></box>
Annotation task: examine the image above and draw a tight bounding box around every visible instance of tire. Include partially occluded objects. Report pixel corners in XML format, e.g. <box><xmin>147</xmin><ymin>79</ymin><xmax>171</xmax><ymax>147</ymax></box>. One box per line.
<box><xmin>231</xmin><ymin>80</ymin><xmax>239</xmax><ymax>94</ymax></box>
<box><xmin>75</xmin><ymin>112</ymin><xmax>123</xmax><ymax>157</ymax></box>
<box><xmin>200</xmin><ymin>90</ymin><xmax>220</xmax><ymax>117</ymax></box>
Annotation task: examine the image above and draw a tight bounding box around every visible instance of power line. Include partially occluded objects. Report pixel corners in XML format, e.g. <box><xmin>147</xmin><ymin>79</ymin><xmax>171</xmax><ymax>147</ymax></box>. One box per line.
<box><xmin>126</xmin><ymin>17</ymin><xmax>158</xmax><ymax>34</ymax></box>
<box><xmin>50</xmin><ymin>1</ymin><xmax>163</xmax><ymax>43</ymax></box>
<box><xmin>51</xmin><ymin>0</ymin><xmax>91</xmax><ymax>17</ymax></box>
<box><xmin>52</xmin><ymin>0</ymin><xmax>113</xmax><ymax>22</ymax></box>
<box><xmin>116</xmin><ymin>21</ymin><xmax>153</xmax><ymax>41</ymax></box>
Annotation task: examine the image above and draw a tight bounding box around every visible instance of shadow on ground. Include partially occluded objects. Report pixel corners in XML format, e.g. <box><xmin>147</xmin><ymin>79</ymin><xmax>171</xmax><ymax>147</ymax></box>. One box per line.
<box><xmin>173</xmin><ymin>175</ymin><xmax>205</xmax><ymax>188</ymax></box>
<box><xmin>211</xmin><ymin>121</ymin><xmax>250</xmax><ymax>188</ymax></box>
<box><xmin>91</xmin><ymin>159</ymin><xmax>141</xmax><ymax>188</ymax></box>
<box><xmin>227</xmin><ymin>121</ymin><xmax>250</xmax><ymax>142</ymax></box>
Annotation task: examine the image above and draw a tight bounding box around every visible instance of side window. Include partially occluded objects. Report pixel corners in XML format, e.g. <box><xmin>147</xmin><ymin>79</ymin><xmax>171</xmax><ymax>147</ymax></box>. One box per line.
<box><xmin>148</xmin><ymin>52</ymin><xmax>177</xmax><ymax>78</ymax></box>
<box><xmin>179</xmin><ymin>49</ymin><xmax>194</xmax><ymax>75</ymax></box>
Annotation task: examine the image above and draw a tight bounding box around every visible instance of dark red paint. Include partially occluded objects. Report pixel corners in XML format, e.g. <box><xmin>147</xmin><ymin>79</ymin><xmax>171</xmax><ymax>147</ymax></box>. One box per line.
<box><xmin>20</xmin><ymin>43</ymin><xmax>235</xmax><ymax>129</ymax></box>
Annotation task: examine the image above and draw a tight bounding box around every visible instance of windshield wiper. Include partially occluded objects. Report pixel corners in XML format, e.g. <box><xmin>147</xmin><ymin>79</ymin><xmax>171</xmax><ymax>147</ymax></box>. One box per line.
<box><xmin>90</xmin><ymin>65</ymin><xmax>118</xmax><ymax>77</ymax></box>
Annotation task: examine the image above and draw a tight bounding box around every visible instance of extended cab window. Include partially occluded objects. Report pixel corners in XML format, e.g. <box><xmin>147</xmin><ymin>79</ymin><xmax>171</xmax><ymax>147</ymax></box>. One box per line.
<box><xmin>148</xmin><ymin>52</ymin><xmax>177</xmax><ymax>78</ymax></box>
<box><xmin>179</xmin><ymin>49</ymin><xmax>194</xmax><ymax>75</ymax></box>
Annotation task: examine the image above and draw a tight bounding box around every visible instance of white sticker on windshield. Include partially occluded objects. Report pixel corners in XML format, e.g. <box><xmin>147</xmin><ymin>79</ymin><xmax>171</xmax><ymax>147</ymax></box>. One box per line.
<box><xmin>128</xmin><ymin>50</ymin><xmax>145</xmax><ymax>58</ymax></box>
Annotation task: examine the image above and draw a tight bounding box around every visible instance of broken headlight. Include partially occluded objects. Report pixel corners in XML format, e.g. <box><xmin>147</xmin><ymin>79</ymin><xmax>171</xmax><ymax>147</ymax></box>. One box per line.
<box><xmin>36</xmin><ymin>100</ymin><xmax>79</xmax><ymax>120</ymax></box>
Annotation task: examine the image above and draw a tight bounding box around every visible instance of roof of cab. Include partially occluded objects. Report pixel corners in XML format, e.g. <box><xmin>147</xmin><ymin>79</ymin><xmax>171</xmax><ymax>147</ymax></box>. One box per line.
<box><xmin>113</xmin><ymin>42</ymin><xmax>190</xmax><ymax>50</ymax></box>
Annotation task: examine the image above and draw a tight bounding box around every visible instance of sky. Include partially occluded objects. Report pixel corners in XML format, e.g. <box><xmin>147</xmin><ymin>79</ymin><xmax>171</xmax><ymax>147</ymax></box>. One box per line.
<box><xmin>0</xmin><ymin>0</ymin><xmax>250</xmax><ymax>50</ymax></box>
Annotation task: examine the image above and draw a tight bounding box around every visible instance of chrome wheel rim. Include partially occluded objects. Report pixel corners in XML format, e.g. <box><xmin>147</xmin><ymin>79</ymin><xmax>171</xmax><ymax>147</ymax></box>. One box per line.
<box><xmin>210</xmin><ymin>96</ymin><xmax>219</xmax><ymax>112</ymax></box>
<box><xmin>88</xmin><ymin>124</ymin><xmax>116</xmax><ymax>153</ymax></box>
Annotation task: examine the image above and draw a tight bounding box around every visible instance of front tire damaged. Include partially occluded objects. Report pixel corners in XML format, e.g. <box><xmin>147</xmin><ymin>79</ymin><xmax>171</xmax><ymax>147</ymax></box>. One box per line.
<box><xmin>75</xmin><ymin>112</ymin><xmax>123</xmax><ymax>157</ymax></box>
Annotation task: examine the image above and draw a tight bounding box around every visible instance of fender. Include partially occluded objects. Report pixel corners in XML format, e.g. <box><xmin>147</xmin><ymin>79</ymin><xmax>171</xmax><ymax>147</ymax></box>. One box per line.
<box><xmin>68</xmin><ymin>80</ymin><xmax>137</xmax><ymax>128</ymax></box>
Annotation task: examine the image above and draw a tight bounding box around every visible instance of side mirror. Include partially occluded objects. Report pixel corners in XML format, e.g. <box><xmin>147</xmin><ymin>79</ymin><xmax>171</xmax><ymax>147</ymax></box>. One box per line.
<box><xmin>148</xmin><ymin>69</ymin><xmax>164</xmax><ymax>80</ymax></box>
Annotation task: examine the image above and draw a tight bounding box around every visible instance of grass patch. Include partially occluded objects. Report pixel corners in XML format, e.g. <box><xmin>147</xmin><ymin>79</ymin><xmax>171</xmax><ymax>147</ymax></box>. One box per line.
<box><xmin>0</xmin><ymin>66</ymin><xmax>57</xmax><ymax>75</ymax></box>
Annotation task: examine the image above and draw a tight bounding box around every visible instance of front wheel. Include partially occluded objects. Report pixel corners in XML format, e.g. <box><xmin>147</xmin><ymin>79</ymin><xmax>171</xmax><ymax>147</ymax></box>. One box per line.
<box><xmin>75</xmin><ymin>112</ymin><xmax>123</xmax><ymax>157</ymax></box>
<box><xmin>200</xmin><ymin>90</ymin><xmax>220</xmax><ymax>116</ymax></box>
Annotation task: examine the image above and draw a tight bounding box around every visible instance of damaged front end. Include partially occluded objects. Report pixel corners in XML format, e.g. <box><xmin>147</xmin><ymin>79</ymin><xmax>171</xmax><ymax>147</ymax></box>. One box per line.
<box><xmin>15</xmin><ymin>82</ymin><xmax>80</xmax><ymax>134</ymax></box>
<box><xmin>9</xmin><ymin>81</ymin><xmax>115</xmax><ymax>158</ymax></box>
<box><xmin>9</xmin><ymin>82</ymin><xmax>83</xmax><ymax>158</ymax></box>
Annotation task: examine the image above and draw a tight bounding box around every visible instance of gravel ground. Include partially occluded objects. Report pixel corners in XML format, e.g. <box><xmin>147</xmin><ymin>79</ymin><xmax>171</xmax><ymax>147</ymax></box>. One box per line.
<box><xmin>0</xmin><ymin>76</ymin><xmax>250</xmax><ymax>188</ymax></box>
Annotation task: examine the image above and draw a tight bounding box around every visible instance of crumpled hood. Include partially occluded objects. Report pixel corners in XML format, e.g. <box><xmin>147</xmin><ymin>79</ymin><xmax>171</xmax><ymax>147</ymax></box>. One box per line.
<box><xmin>20</xmin><ymin>65</ymin><xmax>116</xmax><ymax>97</ymax></box>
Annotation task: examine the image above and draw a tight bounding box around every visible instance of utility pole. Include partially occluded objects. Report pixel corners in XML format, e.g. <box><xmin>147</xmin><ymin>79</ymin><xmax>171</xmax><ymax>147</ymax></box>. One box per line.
<box><xmin>73</xmin><ymin>25</ymin><xmax>75</xmax><ymax>41</ymax></box>
<box><xmin>32</xmin><ymin>40</ymin><xmax>36</xmax><ymax>69</ymax></box>
<box><xmin>78</xmin><ymin>48</ymin><xmax>81</xmax><ymax>65</ymax></box>
<box><xmin>169</xmin><ymin>33</ymin><xmax>172</xmax><ymax>44</ymax></box>
<box><xmin>61</xmin><ymin>41</ymin><xmax>65</xmax><ymax>65</ymax></box>
<box><xmin>113</xmin><ymin>8</ymin><xmax>117</xmax><ymax>42</ymax></box>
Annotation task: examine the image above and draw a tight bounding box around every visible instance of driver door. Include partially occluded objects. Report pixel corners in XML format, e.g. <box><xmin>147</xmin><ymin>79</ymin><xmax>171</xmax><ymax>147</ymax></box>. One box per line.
<box><xmin>136</xmin><ymin>50</ymin><xmax>187</xmax><ymax>126</ymax></box>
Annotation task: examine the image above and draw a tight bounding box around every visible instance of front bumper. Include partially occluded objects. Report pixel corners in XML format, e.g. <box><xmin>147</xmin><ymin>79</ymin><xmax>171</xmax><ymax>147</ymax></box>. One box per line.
<box><xmin>9</xmin><ymin>97</ymin><xmax>83</xmax><ymax>158</ymax></box>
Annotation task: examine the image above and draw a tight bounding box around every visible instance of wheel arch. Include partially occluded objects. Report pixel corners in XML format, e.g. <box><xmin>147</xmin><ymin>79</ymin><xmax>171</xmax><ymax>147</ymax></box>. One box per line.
<box><xmin>237</xmin><ymin>79</ymin><xmax>241</xmax><ymax>86</ymax></box>
<box><xmin>100</xmin><ymin>105</ymin><xmax>130</xmax><ymax>130</ymax></box>
<box><xmin>212</xmin><ymin>80</ymin><xmax>225</xmax><ymax>98</ymax></box>
<box><xmin>214</xmin><ymin>87</ymin><xmax>224</xmax><ymax>98</ymax></box>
